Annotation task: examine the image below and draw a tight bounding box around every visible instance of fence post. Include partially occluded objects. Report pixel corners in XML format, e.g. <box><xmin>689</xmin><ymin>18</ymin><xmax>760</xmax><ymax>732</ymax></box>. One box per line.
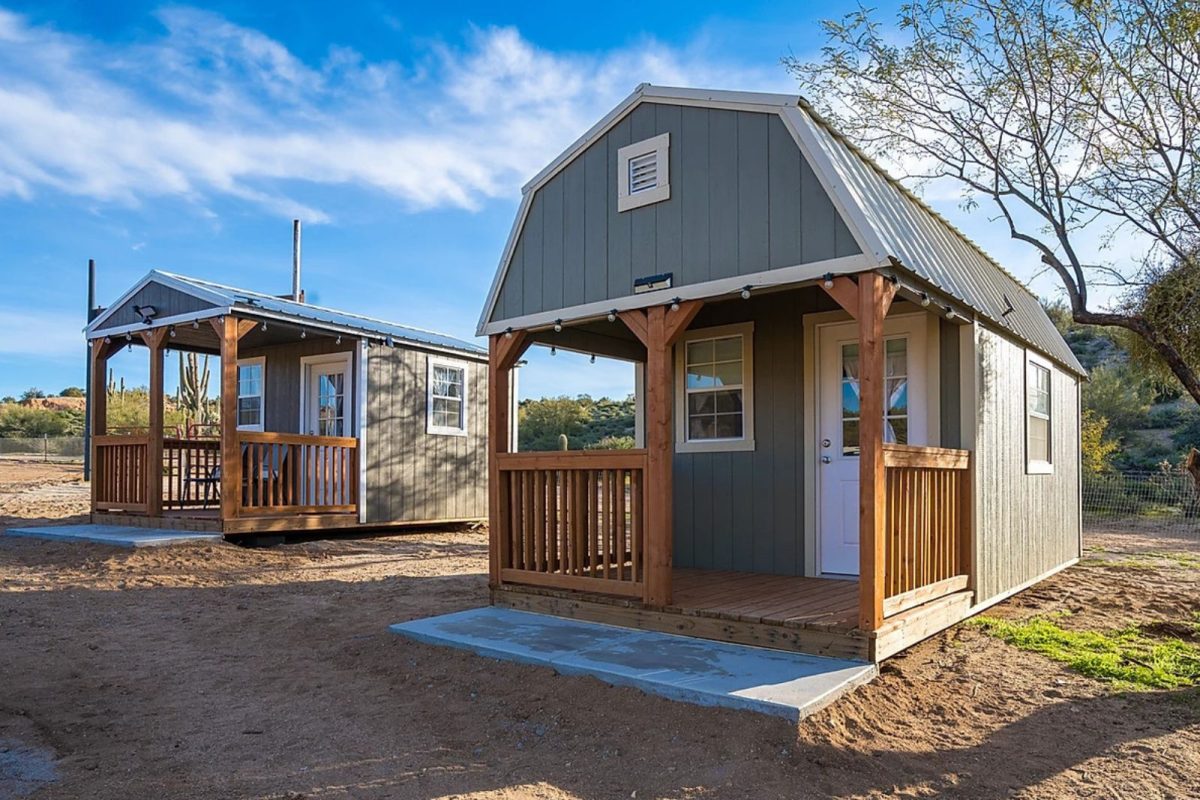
<box><xmin>43</xmin><ymin>434</ymin><xmax>48</xmax><ymax>463</ymax></box>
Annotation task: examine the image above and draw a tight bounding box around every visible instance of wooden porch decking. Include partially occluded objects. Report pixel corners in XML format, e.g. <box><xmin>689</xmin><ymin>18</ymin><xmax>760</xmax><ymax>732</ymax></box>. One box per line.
<box><xmin>493</xmin><ymin>568</ymin><xmax>873</xmax><ymax>661</ymax></box>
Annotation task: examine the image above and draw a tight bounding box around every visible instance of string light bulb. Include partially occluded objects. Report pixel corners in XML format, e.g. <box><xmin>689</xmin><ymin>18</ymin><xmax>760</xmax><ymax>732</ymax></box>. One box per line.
<box><xmin>740</xmin><ymin>285</ymin><xmax>752</xmax><ymax>300</ymax></box>
<box><xmin>192</xmin><ymin>320</ymin><xmax>199</xmax><ymax>329</ymax></box>
<box><xmin>822</xmin><ymin>273</ymin><xmax>834</xmax><ymax>289</ymax></box>
<box><xmin>669</xmin><ymin>298</ymin><xmax>681</xmax><ymax>312</ymax></box>
<box><xmin>607</xmin><ymin>310</ymin><xmax>617</xmax><ymax>323</ymax></box>
<box><xmin>589</xmin><ymin>354</ymin><xmax>596</xmax><ymax>364</ymax></box>
<box><xmin>553</xmin><ymin>319</ymin><xmax>563</xmax><ymax>333</ymax></box>
<box><xmin>261</xmin><ymin>322</ymin><xmax>268</xmax><ymax>331</ymax></box>
<box><xmin>386</xmin><ymin>335</ymin><xmax>395</xmax><ymax>347</ymax></box>
<box><xmin>550</xmin><ymin>346</ymin><xmax>557</xmax><ymax>356</ymax></box>
<box><xmin>920</xmin><ymin>293</ymin><xmax>931</xmax><ymax>307</ymax></box>
<box><xmin>168</xmin><ymin>327</ymin><xmax>176</xmax><ymax>338</ymax></box>
<box><xmin>335</xmin><ymin>335</ymin><xmax>342</xmax><ymax>345</ymax></box>
<box><xmin>300</xmin><ymin>329</ymin><xmax>307</xmax><ymax>339</ymax></box>
<box><xmin>504</xmin><ymin>327</ymin><xmax>514</xmax><ymax>338</ymax></box>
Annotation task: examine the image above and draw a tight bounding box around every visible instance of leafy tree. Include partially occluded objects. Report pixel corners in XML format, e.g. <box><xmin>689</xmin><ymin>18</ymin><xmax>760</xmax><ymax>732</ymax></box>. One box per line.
<box><xmin>1081</xmin><ymin>410</ymin><xmax>1120</xmax><ymax>474</ymax></box>
<box><xmin>20</xmin><ymin>387</ymin><xmax>46</xmax><ymax>401</ymax></box>
<box><xmin>1083</xmin><ymin>364</ymin><xmax>1155</xmax><ymax>430</ymax></box>
<box><xmin>518</xmin><ymin>395</ymin><xmax>636</xmax><ymax>451</ymax></box>
<box><xmin>59</xmin><ymin>387</ymin><xmax>85</xmax><ymax>398</ymax></box>
<box><xmin>0</xmin><ymin>406</ymin><xmax>83</xmax><ymax>436</ymax></box>
<box><xmin>1</xmin><ymin>396</ymin><xmax>16</xmax><ymax>405</ymax></box>
<box><xmin>787</xmin><ymin>0</ymin><xmax>1200</xmax><ymax>403</ymax></box>
<box><xmin>586</xmin><ymin>435</ymin><xmax>636</xmax><ymax>450</ymax></box>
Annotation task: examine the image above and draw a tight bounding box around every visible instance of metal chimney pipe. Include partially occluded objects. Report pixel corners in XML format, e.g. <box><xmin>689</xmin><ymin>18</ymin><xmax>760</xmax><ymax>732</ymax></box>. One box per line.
<box><xmin>292</xmin><ymin>219</ymin><xmax>302</xmax><ymax>302</ymax></box>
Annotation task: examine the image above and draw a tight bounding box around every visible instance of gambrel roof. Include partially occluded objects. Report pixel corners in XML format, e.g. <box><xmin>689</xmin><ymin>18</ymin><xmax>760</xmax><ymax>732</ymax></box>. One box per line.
<box><xmin>479</xmin><ymin>84</ymin><xmax>1084</xmax><ymax>376</ymax></box>
<box><xmin>87</xmin><ymin>270</ymin><xmax>486</xmax><ymax>358</ymax></box>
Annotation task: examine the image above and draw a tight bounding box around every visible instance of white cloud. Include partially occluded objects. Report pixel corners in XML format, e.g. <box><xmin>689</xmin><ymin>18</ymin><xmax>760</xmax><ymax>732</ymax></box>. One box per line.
<box><xmin>0</xmin><ymin>8</ymin><xmax>791</xmax><ymax>222</ymax></box>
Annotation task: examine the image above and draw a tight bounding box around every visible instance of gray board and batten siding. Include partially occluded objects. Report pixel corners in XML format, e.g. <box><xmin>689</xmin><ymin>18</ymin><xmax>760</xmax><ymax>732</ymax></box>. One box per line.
<box><xmin>971</xmin><ymin>325</ymin><xmax>1081</xmax><ymax>603</ymax></box>
<box><xmin>366</xmin><ymin>344</ymin><xmax>489</xmax><ymax>524</ymax></box>
<box><xmin>491</xmin><ymin>103</ymin><xmax>861</xmax><ymax>323</ymax></box>
<box><xmin>93</xmin><ymin>280</ymin><xmax>217</xmax><ymax>331</ymax></box>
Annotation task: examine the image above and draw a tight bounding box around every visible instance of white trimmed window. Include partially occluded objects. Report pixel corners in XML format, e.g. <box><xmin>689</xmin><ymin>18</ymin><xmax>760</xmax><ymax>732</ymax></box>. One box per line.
<box><xmin>427</xmin><ymin>357</ymin><xmax>469</xmax><ymax>436</ymax></box>
<box><xmin>674</xmin><ymin>322</ymin><xmax>755</xmax><ymax>453</ymax></box>
<box><xmin>1026</xmin><ymin>352</ymin><xmax>1053</xmax><ymax>473</ymax></box>
<box><xmin>617</xmin><ymin>132</ymin><xmax>670</xmax><ymax>212</ymax></box>
<box><xmin>236</xmin><ymin>356</ymin><xmax>265</xmax><ymax>432</ymax></box>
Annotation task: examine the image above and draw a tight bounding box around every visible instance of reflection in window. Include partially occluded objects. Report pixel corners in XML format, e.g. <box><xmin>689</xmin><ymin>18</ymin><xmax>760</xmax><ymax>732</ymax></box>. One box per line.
<box><xmin>1028</xmin><ymin>361</ymin><xmax>1051</xmax><ymax>465</ymax></box>
<box><xmin>841</xmin><ymin>337</ymin><xmax>908</xmax><ymax>456</ymax></box>
<box><xmin>685</xmin><ymin>335</ymin><xmax>744</xmax><ymax>441</ymax></box>
<box><xmin>237</xmin><ymin>360</ymin><xmax>264</xmax><ymax>431</ymax></box>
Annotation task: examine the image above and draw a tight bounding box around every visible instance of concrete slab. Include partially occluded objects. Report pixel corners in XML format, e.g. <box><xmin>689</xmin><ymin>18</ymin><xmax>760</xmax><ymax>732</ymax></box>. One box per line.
<box><xmin>390</xmin><ymin>607</ymin><xmax>876</xmax><ymax>721</ymax></box>
<box><xmin>4</xmin><ymin>524</ymin><xmax>223</xmax><ymax>548</ymax></box>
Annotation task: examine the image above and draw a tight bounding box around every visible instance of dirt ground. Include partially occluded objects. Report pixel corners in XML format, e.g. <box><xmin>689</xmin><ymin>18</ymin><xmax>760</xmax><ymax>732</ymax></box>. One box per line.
<box><xmin>0</xmin><ymin>462</ymin><xmax>1197</xmax><ymax>799</ymax></box>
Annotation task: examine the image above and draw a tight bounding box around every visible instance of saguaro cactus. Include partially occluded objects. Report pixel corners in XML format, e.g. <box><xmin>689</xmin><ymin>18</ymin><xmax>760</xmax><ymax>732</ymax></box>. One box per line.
<box><xmin>178</xmin><ymin>352</ymin><xmax>213</xmax><ymax>424</ymax></box>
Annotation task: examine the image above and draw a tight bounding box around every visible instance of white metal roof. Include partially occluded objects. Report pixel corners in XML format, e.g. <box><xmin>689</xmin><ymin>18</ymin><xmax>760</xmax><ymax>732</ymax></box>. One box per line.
<box><xmin>88</xmin><ymin>270</ymin><xmax>487</xmax><ymax>358</ymax></box>
<box><xmin>480</xmin><ymin>84</ymin><xmax>1085</xmax><ymax>376</ymax></box>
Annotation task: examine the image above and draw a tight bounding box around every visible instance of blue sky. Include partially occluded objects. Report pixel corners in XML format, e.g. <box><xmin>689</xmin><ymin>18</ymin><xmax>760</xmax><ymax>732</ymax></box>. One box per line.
<box><xmin>0</xmin><ymin>1</ymin><xmax>1115</xmax><ymax>401</ymax></box>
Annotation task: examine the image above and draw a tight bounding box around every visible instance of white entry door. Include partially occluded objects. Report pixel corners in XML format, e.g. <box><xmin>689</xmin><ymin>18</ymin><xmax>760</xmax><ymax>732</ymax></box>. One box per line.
<box><xmin>304</xmin><ymin>359</ymin><xmax>350</xmax><ymax>437</ymax></box>
<box><xmin>817</xmin><ymin>315</ymin><xmax>928</xmax><ymax>575</ymax></box>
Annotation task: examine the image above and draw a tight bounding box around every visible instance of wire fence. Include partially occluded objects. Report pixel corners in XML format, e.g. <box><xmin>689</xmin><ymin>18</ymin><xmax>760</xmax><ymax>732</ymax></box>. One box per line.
<box><xmin>0</xmin><ymin>436</ymin><xmax>85</xmax><ymax>462</ymax></box>
<box><xmin>1082</xmin><ymin>467</ymin><xmax>1200</xmax><ymax>536</ymax></box>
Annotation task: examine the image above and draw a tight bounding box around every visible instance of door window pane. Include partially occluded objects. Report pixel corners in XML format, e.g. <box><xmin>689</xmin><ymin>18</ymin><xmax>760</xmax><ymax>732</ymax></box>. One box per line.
<box><xmin>841</xmin><ymin>337</ymin><xmax>909</xmax><ymax>453</ymax></box>
<box><xmin>685</xmin><ymin>334</ymin><xmax>745</xmax><ymax>442</ymax></box>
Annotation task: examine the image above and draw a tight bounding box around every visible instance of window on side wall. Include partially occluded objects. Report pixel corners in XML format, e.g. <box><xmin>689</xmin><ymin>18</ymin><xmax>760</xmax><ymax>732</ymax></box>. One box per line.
<box><xmin>428</xmin><ymin>357</ymin><xmax>468</xmax><ymax>436</ymax></box>
<box><xmin>674</xmin><ymin>322</ymin><xmax>755</xmax><ymax>453</ymax></box>
<box><xmin>236</xmin><ymin>356</ymin><xmax>265</xmax><ymax>432</ymax></box>
<box><xmin>1026</xmin><ymin>352</ymin><xmax>1053</xmax><ymax>473</ymax></box>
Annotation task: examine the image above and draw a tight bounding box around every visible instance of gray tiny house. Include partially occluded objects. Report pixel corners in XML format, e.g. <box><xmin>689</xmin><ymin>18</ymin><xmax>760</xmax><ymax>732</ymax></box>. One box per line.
<box><xmin>85</xmin><ymin>271</ymin><xmax>488</xmax><ymax>536</ymax></box>
<box><xmin>478</xmin><ymin>85</ymin><xmax>1084</xmax><ymax>662</ymax></box>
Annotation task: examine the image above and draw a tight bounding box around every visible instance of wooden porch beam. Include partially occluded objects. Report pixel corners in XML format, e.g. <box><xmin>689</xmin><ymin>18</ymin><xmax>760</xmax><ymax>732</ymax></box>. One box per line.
<box><xmin>820</xmin><ymin>276</ymin><xmax>860</xmax><ymax>319</ymax></box>
<box><xmin>858</xmin><ymin>273</ymin><xmax>888</xmax><ymax>632</ymax></box>
<box><xmin>216</xmin><ymin>316</ymin><xmax>240</xmax><ymax>521</ymax></box>
<box><xmin>208</xmin><ymin>317</ymin><xmax>258</xmax><ymax>341</ymax></box>
<box><xmin>487</xmin><ymin>330</ymin><xmax>530</xmax><ymax>587</ymax></box>
<box><xmin>141</xmin><ymin>328</ymin><xmax>168</xmax><ymax>518</ymax></box>
<box><xmin>617</xmin><ymin>299</ymin><xmax>704</xmax><ymax>607</ymax></box>
<box><xmin>88</xmin><ymin>340</ymin><xmax>112</xmax><ymax>513</ymax></box>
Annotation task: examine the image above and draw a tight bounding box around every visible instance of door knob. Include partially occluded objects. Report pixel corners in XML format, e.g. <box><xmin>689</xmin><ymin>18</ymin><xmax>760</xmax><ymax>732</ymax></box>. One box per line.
<box><xmin>821</xmin><ymin>456</ymin><xmax>831</xmax><ymax>464</ymax></box>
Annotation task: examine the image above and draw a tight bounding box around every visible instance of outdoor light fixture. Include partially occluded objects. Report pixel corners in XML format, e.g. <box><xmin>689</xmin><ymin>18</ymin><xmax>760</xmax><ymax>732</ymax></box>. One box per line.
<box><xmin>261</xmin><ymin>322</ymin><xmax>268</xmax><ymax>331</ymax></box>
<box><xmin>823</xmin><ymin>272</ymin><xmax>834</xmax><ymax>289</ymax></box>
<box><xmin>944</xmin><ymin>305</ymin><xmax>956</xmax><ymax>320</ymax></box>
<box><xmin>669</xmin><ymin>297</ymin><xmax>681</xmax><ymax>311</ymax></box>
<box><xmin>335</xmin><ymin>335</ymin><xmax>342</xmax><ymax>345</ymax></box>
<box><xmin>192</xmin><ymin>320</ymin><xmax>199</xmax><ymax>329</ymax></box>
<box><xmin>607</xmin><ymin>310</ymin><xmax>617</xmax><ymax>323</ymax></box>
<box><xmin>504</xmin><ymin>327</ymin><xmax>514</xmax><ymax>338</ymax></box>
<box><xmin>553</xmin><ymin>319</ymin><xmax>563</xmax><ymax>333</ymax></box>
<box><xmin>125</xmin><ymin>333</ymin><xmax>132</xmax><ymax>341</ymax></box>
<box><xmin>740</xmin><ymin>285</ymin><xmax>752</xmax><ymax>300</ymax></box>
<box><xmin>300</xmin><ymin>329</ymin><xmax>307</xmax><ymax>339</ymax></box>
<box><xmin>132</xmin><ymin>304</ymin><xmax>158</xmax><ymax>324</ymax></box>
<box><xmin>103</xmin><ymin>336</ymin><xmax>111</xmax><ymax>344</ymax></box>
<box><xmin>386</xmin><ymin>335</ymin><xmax>395</xmax><ymax>347</ymax></box>
<box><xmin>921</xmin><ymin>292</ymin><xmax>931</xmax><ymax>307</ymax></box>
<box><xmin>169</xmin><ymin>327</ymin><xmax>176</xmax><ymax>338</ymax></box>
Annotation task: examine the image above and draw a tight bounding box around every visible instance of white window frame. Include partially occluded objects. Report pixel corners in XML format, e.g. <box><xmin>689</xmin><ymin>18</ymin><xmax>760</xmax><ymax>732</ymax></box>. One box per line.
<box><xmin>1025</xmin><ymin>350</ymin><xmax>1053</xmax><ymax>474</ymax></box>
<box><xmin>673</xmin><ymin>322</ymin><xmax>755</xmax><ymax>453</ymax></box>
<box><xmin>617</xmin><ymin>132</ymin><xmax>670</xmax><ymax>212</ymax></box>
<box><xmin>235</xmin><ymin>356</ymin><xmax>266</xmax><ymax>432</ymax></box>
<box><xmin>427</xmin><ymin>356</ymin><xmax>469</xmax><ymax>437</ymax></box>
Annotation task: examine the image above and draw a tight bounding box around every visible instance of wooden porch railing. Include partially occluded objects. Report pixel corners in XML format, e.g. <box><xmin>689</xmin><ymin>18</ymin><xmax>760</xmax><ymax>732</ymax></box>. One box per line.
<box><xmin>497</xmin><ymin>450</ymin><xmax>647</xmax><ymax>597</ymax></box>
<box><xmin>163</xmin><ymin>438</ymin><xmax>221</xmax><ymax>510</ymax></box>
<box><xmin>881</xmin><ymin>443</ymin><xmax>972</xmax><ymax>617</ymax></box>
<box><xmin>237</xmin><ymin>432</ymin><xmax>359</xmax><ymax>517</ymax></box>
<box><xmin>93</xmin><ymin>434</ymin><xmax>149</xmax><ymax>512</ymax></box>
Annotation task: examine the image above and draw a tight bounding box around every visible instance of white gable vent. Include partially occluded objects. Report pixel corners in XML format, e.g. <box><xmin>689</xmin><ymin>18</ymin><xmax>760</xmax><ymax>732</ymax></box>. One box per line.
<box><xmin>617</xmin><ymin>132</ymin><xmax>670</xmax><ymax>212</ymax></box>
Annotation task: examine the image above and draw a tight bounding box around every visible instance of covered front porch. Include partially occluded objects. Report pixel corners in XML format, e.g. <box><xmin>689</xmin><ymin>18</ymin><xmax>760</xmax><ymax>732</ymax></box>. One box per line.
<box><xmin>88</xmin><ymin>313</ymin><xmax>362</xmax><ymax>536</ymax></box>
<box><xmin>486</xmin><ymin>271</ymin><xmax>976</xmax><ymax>661</ymax></box>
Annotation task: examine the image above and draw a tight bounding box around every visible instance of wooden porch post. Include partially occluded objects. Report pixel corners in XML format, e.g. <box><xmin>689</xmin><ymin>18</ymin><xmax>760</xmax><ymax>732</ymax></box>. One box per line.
<box><xmin>88</xmin><ymin>339</ymin><xmax>112</xmax><ymax>512</ymax></box>
<box><xmin>215</xmin><ymin>317</ymin><xmax>240</xmax><ymax>522</ymax></box>
<box><xmin>488</xmin><ymin>331</ymin><xmax>529</xmax><ymax>588</ymax></box>
<box><xmin>141</xmin><ymin>328</ymin><xmax>168</xmax><ymax>518</ymax></box>
<box><xmin>619</xmin><ymin>300</ymin><xmax>703</xmax><ymax>607</ymax></box>
<box><xmin>857</xmin><ymin>273</ymin><xmax>894</xmax><ymax>631</ymax></box>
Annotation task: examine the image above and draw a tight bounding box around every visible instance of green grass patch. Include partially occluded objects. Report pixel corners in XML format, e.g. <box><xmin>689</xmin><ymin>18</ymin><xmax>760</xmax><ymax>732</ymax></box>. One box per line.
<box><xmin>1078</xmin><ymin>551</ymin><xmax>1200</xmax><ymax>570</ymax></box>
<box><xmin>970</xmin><ymin>616</ymin><xmax>1200</xmax><ymax>690</ymax></box>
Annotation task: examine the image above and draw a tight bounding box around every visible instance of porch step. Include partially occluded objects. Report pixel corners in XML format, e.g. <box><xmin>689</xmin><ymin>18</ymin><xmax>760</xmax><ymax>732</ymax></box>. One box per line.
<box><xmin>392</xmin><ymin>607</ymin><xmax>877</xmax><ymax>722</ymax></box>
